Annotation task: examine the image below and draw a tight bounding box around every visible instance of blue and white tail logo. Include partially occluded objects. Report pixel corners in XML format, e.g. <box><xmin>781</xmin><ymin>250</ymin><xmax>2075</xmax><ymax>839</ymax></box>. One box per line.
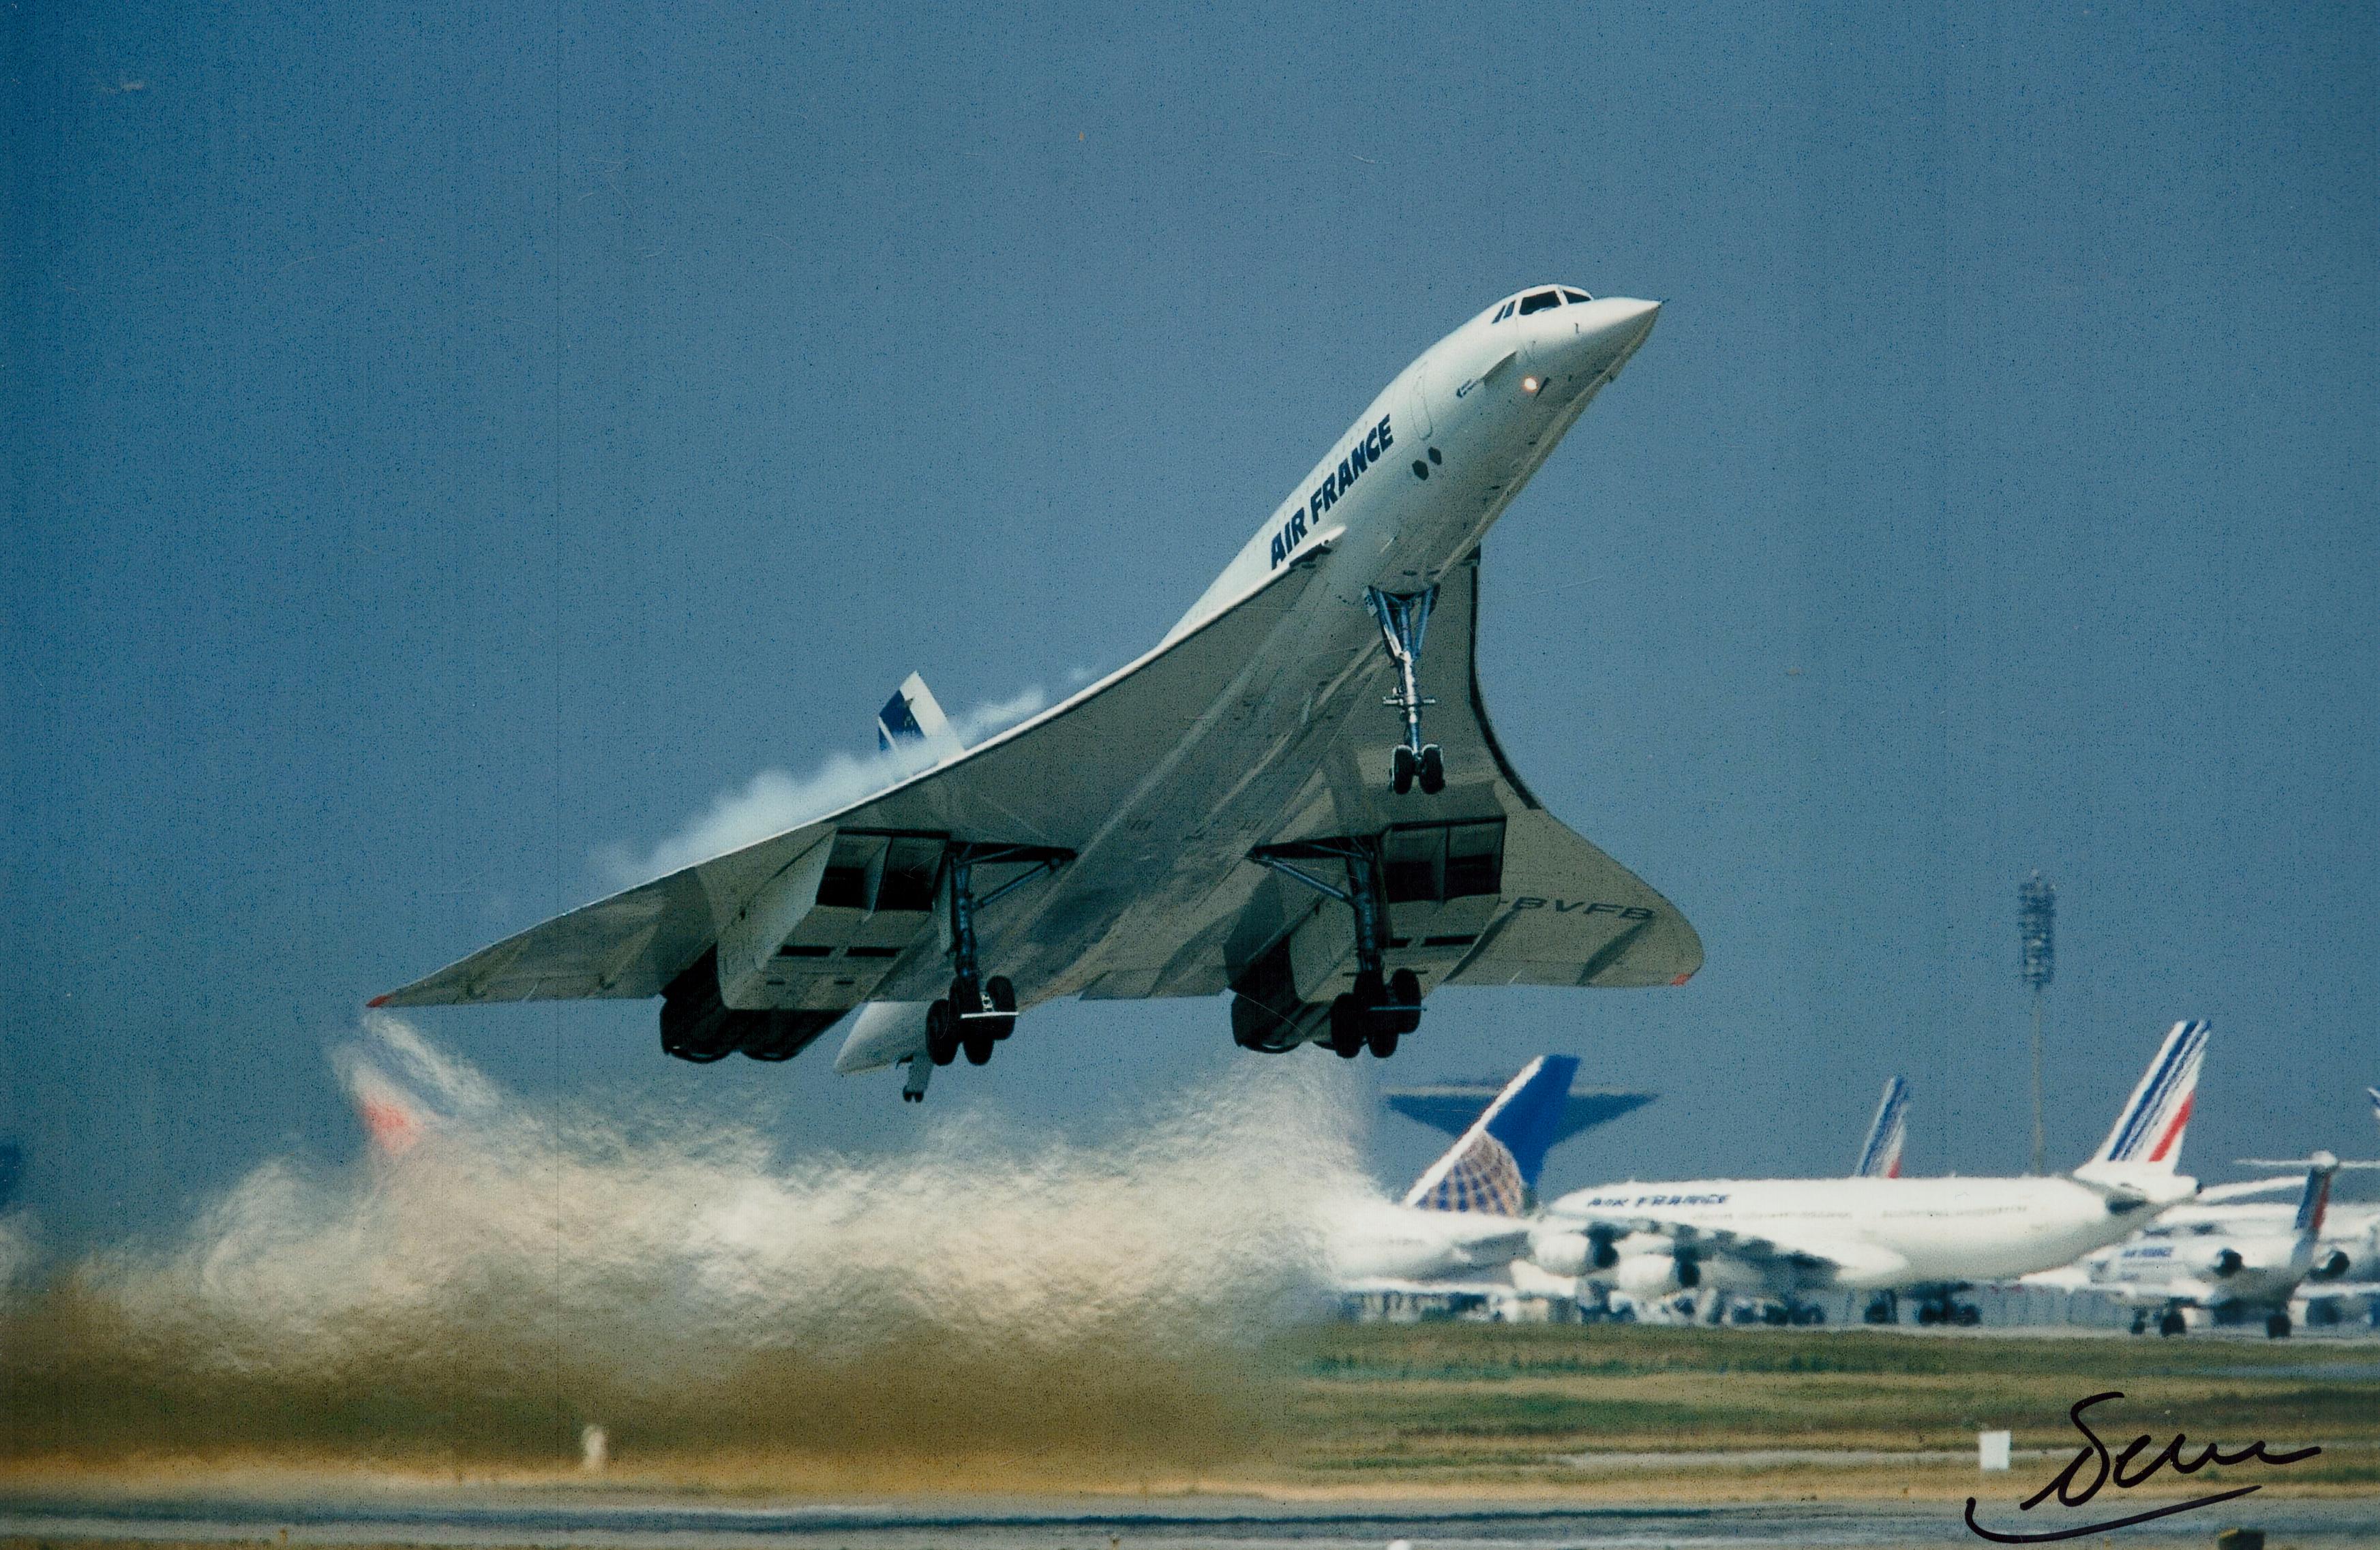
<box><xmin>2090</xmin><ymin>1019</ymin><xmax>2210</xmax><ymax>1169</ymax></box>
<box><xmin>875</xmin><ymin>672</ymin><xmax>961</xmax><ymax>772</ymax></box>
<box><xmin>1402</xmin><ymin>1054</ymin><xmax>1580</xmax><ymax>1215</ymax></box>
<box><xmin>1853</xmin><ymin>1076</ymin><xmax>1910</xmax><ymax>1179</ymax></box>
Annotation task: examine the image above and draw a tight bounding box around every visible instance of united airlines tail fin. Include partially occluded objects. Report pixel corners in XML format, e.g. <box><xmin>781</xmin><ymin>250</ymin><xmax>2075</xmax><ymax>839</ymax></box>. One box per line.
<box><xmin>1402</xmin><ymin>1054</ymin><xmax>1580</xmax><ymax>1215</ymax></box>
<box><xmin>875</xmin><ymin>673</ymin><xmax>963</xmax><ymax>772</ymax></box>
<box><xmin>2086</xmin><ymin>1019</ymin><xmax>2210</xmax><ymax>1171</ymax></box>
<box><xmin>1853</xmin><ymin>1076</ymin><xmax>1910</xmax><ymax>1179</ymax></box>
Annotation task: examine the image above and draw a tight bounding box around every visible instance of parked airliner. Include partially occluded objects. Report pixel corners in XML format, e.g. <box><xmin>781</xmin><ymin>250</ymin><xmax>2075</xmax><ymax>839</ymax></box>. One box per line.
<box><xmin>1527</xmin><ymin>1021</ymin><xmax>2209</xmax><ymax>1326</ymax></box>
<box><xmin>378</xmin><ymin>287</ymin><xmax>1702</xmax><ymax>1099</ymax></box>
<box><xmin>1329</xmin><ymin>1054</ymin><xmax>1582</xmax><ymax>1288</ymax></box>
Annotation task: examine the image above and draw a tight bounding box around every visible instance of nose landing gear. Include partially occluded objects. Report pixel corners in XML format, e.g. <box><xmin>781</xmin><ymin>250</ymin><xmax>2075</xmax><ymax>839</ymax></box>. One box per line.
<box><xmin>1369</xmin><ymin>586</ymin><xmax>1444</xmax><ymax>795</ymax></box>
<box><xmin>1251</xmin><ymin>838</ymin><xmax>1422</xmax><ymax>1057</ymax></box>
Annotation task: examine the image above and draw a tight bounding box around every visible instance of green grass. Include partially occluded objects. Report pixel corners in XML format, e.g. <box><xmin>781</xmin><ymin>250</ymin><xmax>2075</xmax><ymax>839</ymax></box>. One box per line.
<box><xmin>1263</xmin><ymin>1322</ymin><xmax>2380</xmax><ymax>1490</ymax></box>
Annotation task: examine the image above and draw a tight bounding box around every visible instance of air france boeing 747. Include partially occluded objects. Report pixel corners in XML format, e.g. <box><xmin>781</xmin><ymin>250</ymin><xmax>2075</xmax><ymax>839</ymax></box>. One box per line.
<box><xmin>376</xmin><ymin>287</ymin><xmax>1701</xmax><ymax>1097</ymax></box>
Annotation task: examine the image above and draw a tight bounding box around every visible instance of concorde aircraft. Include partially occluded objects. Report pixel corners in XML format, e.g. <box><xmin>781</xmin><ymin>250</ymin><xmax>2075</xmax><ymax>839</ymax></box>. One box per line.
<box><xmin>1527</xmin><ymin>1020</ymin><xmax>2209</xmax><ymax>1326</ymax></box>
<box><xmin>374</xmin><ymin>286</ymin><xmax>1701</xmax><ymax>1099</ymax></box>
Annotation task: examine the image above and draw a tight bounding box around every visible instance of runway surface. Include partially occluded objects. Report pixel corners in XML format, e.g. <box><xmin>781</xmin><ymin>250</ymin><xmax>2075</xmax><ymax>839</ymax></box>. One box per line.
<box><xmin>7</xmin><ymin>1488</ymin><xmax>2378</xmax><ymax>1550</ymax></box>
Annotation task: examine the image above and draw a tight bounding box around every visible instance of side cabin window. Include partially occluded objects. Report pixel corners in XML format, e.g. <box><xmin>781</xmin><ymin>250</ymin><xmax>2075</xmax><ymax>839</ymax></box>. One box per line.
<box><xmin>1518</xmin><ymin>289</ymin><xmax>1562</xmax><ymax>316</ymax></box>
<box><xmin>1562</xmin><ymin>288</ymin><xmax>1592</xmax><ymax>303</ymax></box>
<box><xmin>1492</xmin><ymin>299</ymin><xmax>1516</xmax><ymax>322</ymax></box>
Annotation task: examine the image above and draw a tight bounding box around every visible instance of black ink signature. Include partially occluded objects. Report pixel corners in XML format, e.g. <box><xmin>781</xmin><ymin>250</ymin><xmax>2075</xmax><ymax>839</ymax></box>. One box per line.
<box><xmin>1963</xmin><ymin>1390</ymin><xmax>2320</xmax><ymax>1544</ymax></box>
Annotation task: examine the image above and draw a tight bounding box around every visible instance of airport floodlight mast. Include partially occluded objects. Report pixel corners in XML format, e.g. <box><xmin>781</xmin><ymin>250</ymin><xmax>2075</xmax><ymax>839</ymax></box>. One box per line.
<box><xmin>2019</xmin><ymin>871</ymin><xmax>2056</xmax><ymax>1175</ymax></box>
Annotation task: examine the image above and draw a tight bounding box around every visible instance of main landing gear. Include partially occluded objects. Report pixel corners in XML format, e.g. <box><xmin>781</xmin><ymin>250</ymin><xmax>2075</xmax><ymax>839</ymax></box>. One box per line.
<box><xmin>920</xmin><ymin>842</ymin><xmax>1069</xmax><ymax>1075</ymax></box>
<box><xmin>1250</xmin><ymin>837</ymin><xmax>1422</xmax><ymax>1057</ymax></box>
<box><xmin>1368</xmin><ymin>586</ymin><xmax>1445</xmax><ymax>795</ymax></box>
<box><xmin>1913</xmin><ymin>1290</ymin><xmax>1981</xmax><ymax>1326</ymax></box>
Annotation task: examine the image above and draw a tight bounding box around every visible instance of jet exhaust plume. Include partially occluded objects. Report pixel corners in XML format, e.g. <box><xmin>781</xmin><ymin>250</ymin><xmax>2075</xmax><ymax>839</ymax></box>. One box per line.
<box><xmin>0</xmin><ymin>1016</ymin><xmax>1366</xmax><ymax>1482</ymax></box>
<box><xmin>599</xmin><ymin>684</ymin><xmax>1053</xmax><ymax>887</ymax></box>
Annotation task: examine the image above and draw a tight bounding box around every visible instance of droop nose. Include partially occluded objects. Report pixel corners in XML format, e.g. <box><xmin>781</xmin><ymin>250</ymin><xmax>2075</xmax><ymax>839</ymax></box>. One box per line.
<box><xmin>1563</xmin><ymin>296</ymin><xmax>1661</xmax><ymax>371</ymax></box>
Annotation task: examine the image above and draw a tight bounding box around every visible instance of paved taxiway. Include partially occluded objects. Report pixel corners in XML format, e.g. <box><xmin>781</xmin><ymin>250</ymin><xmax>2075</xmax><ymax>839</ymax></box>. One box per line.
<box><xmin>7</xmin><ymin>1490</ymin><xmax>2379</xmax><ymax>1550</ymax></box>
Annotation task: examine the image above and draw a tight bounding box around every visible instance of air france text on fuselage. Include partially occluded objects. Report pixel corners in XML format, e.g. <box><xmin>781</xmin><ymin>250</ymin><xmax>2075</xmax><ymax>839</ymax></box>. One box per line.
<box><xmin>1268</xmin><ymin>414</ymin><xmax>1394</xmax><ymax>570</ymax></box>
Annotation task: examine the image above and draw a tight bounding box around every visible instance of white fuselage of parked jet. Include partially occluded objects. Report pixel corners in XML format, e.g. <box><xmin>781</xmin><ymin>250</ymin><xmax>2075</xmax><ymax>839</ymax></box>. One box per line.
<box><xmin>1539</xmin><ymin>1173</ymin><xmax>2191</xmax><ymax>1294</ymax></box>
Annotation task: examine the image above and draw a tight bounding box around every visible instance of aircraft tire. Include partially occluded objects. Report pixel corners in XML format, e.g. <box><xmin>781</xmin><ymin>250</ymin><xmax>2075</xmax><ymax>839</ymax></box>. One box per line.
<box><xmin>927</xmin><ymin>1000</ymin><xmax>959</xmax><ymax>1066</ymax></box>
<box><xmin>2158</xmin><ymin>1309</ymin><xmax>2186</xmax><ymax>1337</ymax></box>
<box><xmin>1391</xmin><ymin>745</ymin><xmax>1416</xmax><ymax>795</ymax></box>
<box><xmin>1365</xmin><ymin>1021</ymin><xmax>1399</xmax><ymax>1059</ymax></box>
<box><xmin>2265</xmin><ymin>1311</ymin><xmax>2291</xmax><ymax>1339</ymax></box>
<box><xmin>1387</xmin><ymin>967</ymin><xmax>1423</xmax><ymax>1033</ymax></box>
<box><xmin>1328</xmin><ymin>994</ymin><xmax>1364</xmax><ymax>1058</ymax></box>
<box><xmin>963</xmin><ymin>1028</ymin><xmax>995</xmax><ymax>1065</ymax></box>
<box><xmin>1418</xmin><ymin>744</ymin><xmax>1445</xmax><ymax>794</ymax></box>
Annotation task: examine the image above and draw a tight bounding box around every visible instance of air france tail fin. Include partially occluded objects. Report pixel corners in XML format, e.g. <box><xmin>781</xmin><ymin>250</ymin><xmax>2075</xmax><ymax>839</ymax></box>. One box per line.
<box><xmin>2088</xmin><ymin>1019</ymin><xmax>2210</xmax><ymax>1170</ymax></box>
<box><xmin>875</xmin><ymin>673</ymin><xmax>963</xmax><ymax>772</ymax></box>
<box><xmin>2293</xmin><ymin>1153</ymin><xmax>2340</xmax><ymax>1239</ymax></box>
<box><xmin>1853</xmin><ymin>1076</ymin><xmax>1910</xmax><ymax>1179</ymax></box>
<box><xmin>1402</xmin><ymin>1054</ymin><xmax>1580</xmax><ymax>1215</ymax></box>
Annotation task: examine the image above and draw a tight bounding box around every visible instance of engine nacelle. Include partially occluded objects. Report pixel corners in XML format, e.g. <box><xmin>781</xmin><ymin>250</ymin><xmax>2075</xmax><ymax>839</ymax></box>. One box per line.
<box><xmin>2203</xmin><ymin>1247</ymin><xmax>2244</xmax><ymax>1278</ymax></box>
<box><xmin>1531</xmin><ymin>1228</ymin><xmax>1620</xmax><ymax>1277</ymax></box>
<box><xmin>1614</xmin><ymin>1251</ymin><xmax>1696</xmax><ymax>1296</ymax></box>
<box><xmin>2310</xmin><ymin>1248</ymin><xmax>2351</xmax><ymax>1281</ymax></box>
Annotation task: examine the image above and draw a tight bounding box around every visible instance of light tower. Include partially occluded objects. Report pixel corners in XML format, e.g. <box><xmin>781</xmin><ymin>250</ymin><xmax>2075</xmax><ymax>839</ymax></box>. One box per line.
<box><xmin>2019</xmin><ymin>872</ymin><xmax>2056</xmax><ymax>1175</ymax></box>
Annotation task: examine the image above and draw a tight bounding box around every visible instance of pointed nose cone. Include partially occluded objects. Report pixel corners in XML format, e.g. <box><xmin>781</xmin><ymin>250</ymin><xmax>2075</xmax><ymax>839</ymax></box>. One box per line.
<box><xmin>1581</xmin><ymin>296</ymin><xmax>1661</xmax><ymax>361</ymax></box>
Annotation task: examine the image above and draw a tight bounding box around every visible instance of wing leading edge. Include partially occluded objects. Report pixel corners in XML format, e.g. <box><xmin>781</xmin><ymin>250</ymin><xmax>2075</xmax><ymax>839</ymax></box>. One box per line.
<box><xmin>373</xmin><ymin>553</ymin><xmax>1335</xmax><ymax>1011</ymax></box>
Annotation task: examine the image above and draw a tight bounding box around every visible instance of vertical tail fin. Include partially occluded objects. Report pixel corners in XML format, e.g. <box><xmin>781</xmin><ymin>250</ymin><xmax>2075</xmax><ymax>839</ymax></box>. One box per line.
<box><xmin>2088</xmin><ymin>1019</ymin><xmax>2211</xmax><ymax>1170</ymax></box>
<box><xmin>2293</xmin><ymin>1152</ymin><xmax>2340</xmax><ymax>1239</ymax></box>
<box><xmin>1402</xmin><ymin>1054</ymin><xmax>1580</xmax><ymax>1214</ymax></box>
<box><xmin>875</xmin><ymin>673</ymin><xmax>963</xmax><ymax>771</ymax></box>
<box><xmin>1853</xmin><ymin>1076</ymin><xmax>1910</xmax><ymax>1179</ymax></box>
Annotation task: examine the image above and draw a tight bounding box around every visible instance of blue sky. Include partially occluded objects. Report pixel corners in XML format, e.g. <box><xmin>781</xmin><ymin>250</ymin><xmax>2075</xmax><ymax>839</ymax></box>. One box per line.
<box><xmin>5</xmin><ymin>1</ymin><xmax>2374</xmax><ymax>1244</ymax></box>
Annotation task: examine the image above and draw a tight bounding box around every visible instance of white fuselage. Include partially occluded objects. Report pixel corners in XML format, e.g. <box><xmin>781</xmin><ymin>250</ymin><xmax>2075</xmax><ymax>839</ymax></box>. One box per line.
<box><xmin>1326</xmin><ymin>1197</ymin><xmax>1533</xmax><ymax>1285</ymax></box>
<box><xmin>2057</xmin><ymin>1200</ymin><xmax>2367</xmax><ymax>1309</ymax></box>
<box><xmin>1169</xmin><ymin>292</ymin><xmax>1662</xmax><ymax>646</ymax></box>
<box><xmin>1542</xmin><ymin>1173</ymin><xmax>2186</xmax><ymax>1292</ymax></box>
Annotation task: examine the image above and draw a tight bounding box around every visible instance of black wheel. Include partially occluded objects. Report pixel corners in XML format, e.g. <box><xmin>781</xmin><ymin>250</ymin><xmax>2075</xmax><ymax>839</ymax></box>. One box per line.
<box><xmin>1327</xmin><ymin>994</ymin><xmax>1364</xmax><ymax>1058</ymax></box>
<box><xmin>1365</xmin><ymin>1020</ymin><xmax>1399</xmax><ymax>1059</ymax></box>
<box><xmin>1418</xmin><ymin>744</ymin><xmax>1445</xmax><ymax>794</ymax></box>
<box><xmin>927</xmin><ymin>999</ymin><xmax>958</xmax><ymax>1066</ymax></box>
<box><xmin>1391</xmin><ymin>744</ymin><xmax>1416</xmax><ymax>794</ymax></box>
<box><xmin>986</xmin><ymin>975</ymin><xmax>1016</xmax><ymax>1037</ymax></box>
<box><xmin>2159</xmin><ymin>1309</ymin><xmax>2186</xmax><ymax>1337</ymax></box>
<box><xmin>2130</xmin><ymin>1311</ymin><xmax>2148</xmax><ymax>1335</ymax></box>
<box><xmin>1954</xmin><ymin>1304</ymin><xmax>1981</xmax><ymax>1327</ymax></box>
<box><xmin>1916</xmin><ymin>1303</ymin><xmax>1940</xmax><ymax>1326</ymax></box>
<box><xmin>1352</xmin><ymin>969</ymin><xmax>1387</xmax><ymax>1009</ymax></box>
<box><xmin>1387</xmin><ymin>967</ymin><xmax>1422</xmax><ymax>1033</ymax></box>
<box><xmin>963</xmin><ymin>1028</ymin><xmax>995</xmax><ymax>1065</ymax></box>
<box><xmin>2265</xmin><ymin>1311</ymin><xmax>2291</xmax><ymax>1339</ymax></box>
<box><xmin>950</xmin><ymin>975</ymin><xmax>982</xmax><ymax>1014</ymax></box>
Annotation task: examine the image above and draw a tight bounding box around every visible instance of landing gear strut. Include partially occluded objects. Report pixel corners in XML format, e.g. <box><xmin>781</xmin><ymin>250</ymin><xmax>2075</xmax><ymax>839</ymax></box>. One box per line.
<box><xmin>1368</xmin><ymin>586</ymin><xmax>1444</xmax><ymax>795</ymax></box>
<box><xmin>922</xmin><ymin>842</ymin><xmax>1069</xmax><ymax>1073</ymax></box>
<box><xmin>1250</xmin><ymin>837</ymin><xmax>1423</xmax><ymax>1057</ymax></box>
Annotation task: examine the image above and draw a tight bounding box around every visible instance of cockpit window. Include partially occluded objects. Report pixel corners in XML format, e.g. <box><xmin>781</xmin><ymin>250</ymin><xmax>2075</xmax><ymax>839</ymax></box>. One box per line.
<box><xmin>1518</xmin><ymin>290</ymin><xmax>1561</xmax><ymax>316</ymax></box>
<box><xmin>1562</xmin><ymin>288</ymin><xmax>1592</xmax><ymax>303</ymax></box>
<box><xmin>1493</xmin><ymin>300</ymin><xmax>1516</xmax><ymax>322</ymax></box>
